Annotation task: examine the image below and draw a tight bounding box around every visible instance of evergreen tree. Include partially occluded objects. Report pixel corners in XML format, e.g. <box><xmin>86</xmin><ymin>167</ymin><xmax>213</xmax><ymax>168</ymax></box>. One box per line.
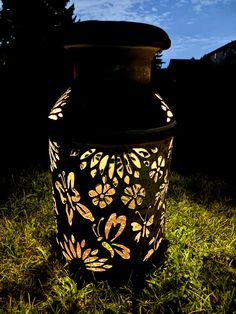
<box><xmin>0</xmin><ymin>0</ymin><xmax>76</xmax><ymax>170</ymax></box>
<box><xmin>0</xmin><ymin>0</ymin><xmax>76</xmax><ymax>98</ymax></box>
<box><xmin>0</xmin><ymin>0</ymin><xmax>75</xmax><ymax>66</ymax></box>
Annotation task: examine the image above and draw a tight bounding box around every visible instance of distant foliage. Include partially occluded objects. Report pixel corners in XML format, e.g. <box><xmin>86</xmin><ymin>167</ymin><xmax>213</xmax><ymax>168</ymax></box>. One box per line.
<box><xmin>153</xmin><ymin>51</ymin><xmax>164</xmax><ymax>70</ymax></box>
<box><xmin>0</xmin><ymin>1</ymin><xmax>77</xmax><ymax>164</ymax></box>
<box><xmin>0</xmin><ymin>0</ymin><xmax>76</xmax><ymax>93</ymax></box>
<box><xmin>151</xmin><ymin>51</ymin><xmax>166</xmax><ymax>90</ymax></box>
<box><xmin>0</xmin><ymin>0</ymin><xmax>75</xmax><ymax>57</ymax></box>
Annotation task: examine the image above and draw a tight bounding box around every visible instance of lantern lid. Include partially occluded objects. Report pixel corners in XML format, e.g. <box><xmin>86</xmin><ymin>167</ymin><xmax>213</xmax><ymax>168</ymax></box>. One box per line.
<box><xmin>64</xmin><ymin>20</ymin><xmax>171</xmax><ymax>50</ymax></box>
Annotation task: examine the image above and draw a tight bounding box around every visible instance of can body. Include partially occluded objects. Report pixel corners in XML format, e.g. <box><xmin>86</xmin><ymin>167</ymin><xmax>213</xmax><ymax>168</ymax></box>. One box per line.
<box><xmin>48</xmin><ymin>20</ymin><xmax>176</xmax><ymax>279</ymax></box>
<box><xmin>49</xmin><ymin>134</ymin><xmax>173</xmax><ymax>275</ymax></box>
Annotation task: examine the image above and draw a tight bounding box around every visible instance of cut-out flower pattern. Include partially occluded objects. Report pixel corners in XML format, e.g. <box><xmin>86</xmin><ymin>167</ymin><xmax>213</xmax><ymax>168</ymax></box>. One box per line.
<box><xmin>121</xmin><ymin>184</ymin><xmax>146</xmax><ymax>209</ymax></box>
<box><xmin>155</xmin><ymin>92</ymin><xmax>174</xmax><ymax>123</ymax></box>
<box><xmin>55</xmin><ymin>171</ymin><xmax>94</xmax><ymax>225</ymax></box>
<box><xmin>131</xmin><ymin>210</ymin><xmax>154</xmax><ymax>243</ymax></box>
<box><xmin>168</xmin><ymin>138</ymin><xmax>174</xmax><ymax>159</ymax></box>
<box><xmin>51</xmin><ymin>186</ymin><xmax>59</xmax><ymax>215</ymax></box>
<box><xmin>59</xmin><ymin>234</ymin><xmax>112</xmax><ymax>272</ymax></box>
<box><xmin>48</xmin><ymin>83</ymin><xmax>176</xmax><ymax>274</ymax></box>
<box><xmin>143</xmin><ymin>211</ymin><xmax>165</xmax><ymax>262</ymax></box>
<box><xmin>48</xmin><ymin>87</ymin><xmax>71</xmax><ymax>120</ymax></box>
<box><xmin>78</xmin><ymin>148</ymin><xmax>151</xmax><ymax>185</ymax></box>
<box><xmin>93</xmin><ymin>213</ymin><xmax>130</xmax><ymax>259</ymax></box>
<box><xmin>154</xmin><ymin>173</ymin><xmax>169</xmax><ymax>210</ymax></box>
<box><xmin>49</xmin><ymin>139</ymin><xmax>60</xmax><ymax>172</ymax></box>
<box><xmin>149</xmin><ymin>155</ymin><xmax>165</xmax><ymax>183</ymax></box>
<box><xmin>88</xmin><ymin>176</ymin><xmax>115</xmax><ymax>208</ymax></box>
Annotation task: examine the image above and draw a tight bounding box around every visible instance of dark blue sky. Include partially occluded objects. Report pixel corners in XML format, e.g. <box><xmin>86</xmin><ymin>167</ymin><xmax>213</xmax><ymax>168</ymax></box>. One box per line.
<box><xmin>0</xmin><ymin>0</ymin><xmax>235</xmax><ymax>67</ymax></box>
<box><xmin>69</xmin><ymin>0</ymin><xmax>236</xmax><ymax>67</ymax></box>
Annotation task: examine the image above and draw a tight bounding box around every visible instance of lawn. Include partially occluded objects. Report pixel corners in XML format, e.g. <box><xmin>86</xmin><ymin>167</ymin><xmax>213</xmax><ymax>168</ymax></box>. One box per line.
<box><xmin>0</xmin><ymin>167</ymin><xmax>235</xmax><ymax>313</ymax></box>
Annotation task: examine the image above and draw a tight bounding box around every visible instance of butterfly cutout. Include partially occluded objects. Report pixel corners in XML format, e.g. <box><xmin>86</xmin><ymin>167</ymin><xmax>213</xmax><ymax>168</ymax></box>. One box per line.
<box><xmin>143</xmin><ymin>211</ymin><xmax>165</xmax><ymax>261</ymax></box>
<box><xmin>131</xmin><ymin>210</ymin><xmax>154</xmax><ymax>243</ymax></box>
<box><xmin>92</xmin><ymin>213</ymin><xmax>130</xmax><ymax>259</ymax></box>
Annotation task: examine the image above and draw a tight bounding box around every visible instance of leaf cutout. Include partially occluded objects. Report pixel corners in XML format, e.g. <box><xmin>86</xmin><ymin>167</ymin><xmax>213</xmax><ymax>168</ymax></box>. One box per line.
<box><xmin>80</xmin><ymin>161</ymin><xmax>87</xmax><ymax>170</ymax></box>
<box><xmin>108</xmin><ymin>155</ymin><xmax>116</xmax><ymax>179</ymax></box>
<box><xmin>76</xmin><ymin>203</ymin><xmax>95</xmax><ymax>222</ymax></box>
<box><xmin>124</xmin><ymin>175</ymin><xmax>130</xmax><ymax>185</ymax></box>
<box><xmin>116</xmin><ymin>156</ymin><xmax>124</xmax><ymax>178</ymax></box>
<box><xmin>112</xmin><ymin>177</ymin><xmax>118</xmax><ymax>187</ymax></box>
<box><xmin>123</xmin><ymin>153</ymin><xmax>132</xmax><ymax>174</ymax></box>
<box><xmin>99</xmin><ymin>155</ymin><xmax>109</xmax><ymax>175</ymax></box>
<box><xmin>90</xmin><ymin>152</ymin><xmax>103</xmax><ymax>168</ymax></box>
<box><xmin>127</xmin><ymin>152</ymin><xmax>141</xmax><ymax>168</ymax></box>
<box><xmin>132</xmin><ymin>148</ymin><xmax>151</xmax><ymax>158</ymax></box>
<box><xmin>91</xmin><ymin>169</ymin><xmax>97</xmax><ymax>178</ymax></box>
<box><xmin>80</xmin><ymin>149</ymin><xmax>96</xmax><ymax>160</ymax></box>
<box><xmin>48</xmin><ymin>88</ymin><xmax>71</xmax><ymax>120</ymax></box>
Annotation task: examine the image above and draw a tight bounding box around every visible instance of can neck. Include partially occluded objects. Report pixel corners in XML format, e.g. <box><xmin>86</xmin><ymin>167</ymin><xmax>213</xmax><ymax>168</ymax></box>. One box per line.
<box><xmin>65</xmin><ymin>45</ymin><xmax>161</xmax><ymax>85</ymax></box>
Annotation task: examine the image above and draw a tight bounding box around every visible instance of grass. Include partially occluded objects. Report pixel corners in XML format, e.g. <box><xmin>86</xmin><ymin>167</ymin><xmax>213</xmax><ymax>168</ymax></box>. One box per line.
<box><xmin>0</xmin><ymin>167</ymin><xmax>235</xmax><ymax>313</ymax></box>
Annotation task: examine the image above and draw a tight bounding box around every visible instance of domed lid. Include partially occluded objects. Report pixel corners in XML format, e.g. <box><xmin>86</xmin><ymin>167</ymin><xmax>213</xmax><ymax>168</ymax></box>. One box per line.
<box><xmin>64</xmin><ymin>20</ymin><xmax>171</xmax><ymax>50</ymax></box>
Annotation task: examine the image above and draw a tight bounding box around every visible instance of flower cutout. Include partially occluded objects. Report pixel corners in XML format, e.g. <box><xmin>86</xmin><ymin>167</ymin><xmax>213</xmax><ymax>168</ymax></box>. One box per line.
<box><xmin>88</xmin><ymin>177</ymin><xmax>115</xmax><ymax>208</ymax></box>
<box><xmin>149</xmin><ymin>156</ymin><xmax>165</xmax><ymax>183</ymax></box>
<box><xmin>59</xmin><ymin>234</ymin><xmax>112</xmax><ymax>272</ymax></box>
<box><xmin>55</xmin><ymin>171</ymin><xmax>94</xmax><ymax>225</ymax></box>
<box><xmin>121</xmin><ymin>184</ymin><xmax>146</xmax><ymax>209</ymax></box>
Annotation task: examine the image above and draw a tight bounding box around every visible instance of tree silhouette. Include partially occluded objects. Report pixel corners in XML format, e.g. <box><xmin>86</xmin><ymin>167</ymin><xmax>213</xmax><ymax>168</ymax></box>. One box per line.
<box><xmin>0</xmin><ymin>0</ymin><xmax>76</xmax><ymax>96</ymax></box>
<box><xmin>0</xmin><ymin>0</ymin><xmax>76</xmax><ymax>170</ymax></box>
<box><xmin>0</xmin><ymin>0</ymin><xmax>75</xmax><ymax>65</ymax></box>
<box><xmin>153</xmin><ymin>51</ymin><xmax>165</xmax><ymax>69</ymax></box>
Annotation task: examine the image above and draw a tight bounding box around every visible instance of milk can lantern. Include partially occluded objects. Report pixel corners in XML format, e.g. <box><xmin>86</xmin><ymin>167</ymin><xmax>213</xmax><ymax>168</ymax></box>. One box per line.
<box><xmin>48</xmin><ymin>20</ymin><xmax>176</xmax><ymax>279</ymax></box>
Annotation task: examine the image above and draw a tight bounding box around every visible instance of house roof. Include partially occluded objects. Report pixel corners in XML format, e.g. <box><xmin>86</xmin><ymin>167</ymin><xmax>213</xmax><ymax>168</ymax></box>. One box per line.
<box><xmin>201</xmin><ymin>40</ymin><xmax>236</xmax><ymax>59</ymax></box>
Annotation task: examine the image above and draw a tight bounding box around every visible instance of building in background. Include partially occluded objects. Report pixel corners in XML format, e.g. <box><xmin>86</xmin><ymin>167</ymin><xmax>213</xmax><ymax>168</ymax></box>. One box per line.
<box><xmin>154</xmin><ymin>40</ymin><xmax>236</xmax><ymax>180</ymax></box>
<box><xmin>201</xmin><ymin>40</ymin><xmax>236</xmax><ymax>65</ymax></box>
